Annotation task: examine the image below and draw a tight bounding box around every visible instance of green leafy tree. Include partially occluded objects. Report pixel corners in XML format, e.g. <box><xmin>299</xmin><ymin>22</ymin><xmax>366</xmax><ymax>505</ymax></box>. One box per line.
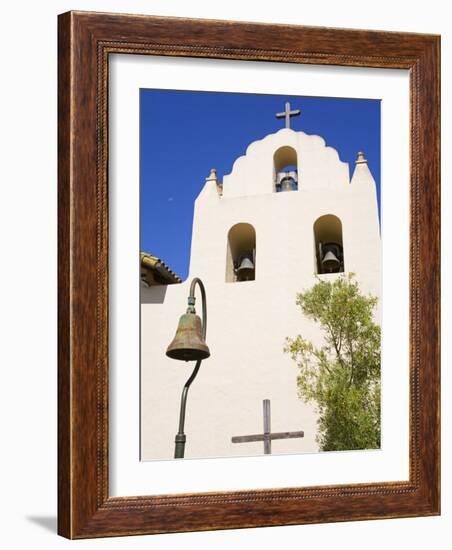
<box><xmin>284</xmin><ymin>274</ymin><xmax>381</xmax><ymax>451</ymax></box>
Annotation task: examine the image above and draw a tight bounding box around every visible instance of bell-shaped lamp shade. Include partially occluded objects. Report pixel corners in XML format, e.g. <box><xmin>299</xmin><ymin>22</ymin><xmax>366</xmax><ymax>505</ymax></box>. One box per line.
<box><xmin>166</xmin><ymin>313</ymin><xmax>210</xmax><ymax>361</ymax></box>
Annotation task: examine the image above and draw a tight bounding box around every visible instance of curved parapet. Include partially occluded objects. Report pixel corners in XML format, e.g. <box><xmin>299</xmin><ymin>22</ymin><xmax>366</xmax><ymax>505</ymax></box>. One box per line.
<box><xmin>222</xmin><ymin>128</ymin><xmax>350</xmax><ymax>198</ymax></box>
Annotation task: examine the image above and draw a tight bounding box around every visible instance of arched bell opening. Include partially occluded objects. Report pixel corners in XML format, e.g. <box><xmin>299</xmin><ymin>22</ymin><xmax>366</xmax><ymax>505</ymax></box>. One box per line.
<box><xmin>314</xmin><ymin>215</ymin><xmax>344</xmax><ymax>274</ymax></box>
<box><xmin>273</xmin><ymin>146</ymin><xmax>298</xmax><ymax>192</ymax></box>
<box><xmin>225</xmin><ymin>223</ymin><xmax>256</xmax><ymax>283</ymax></box>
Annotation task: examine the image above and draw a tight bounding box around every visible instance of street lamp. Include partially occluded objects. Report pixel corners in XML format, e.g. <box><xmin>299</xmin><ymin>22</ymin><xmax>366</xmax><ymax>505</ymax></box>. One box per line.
<box><xmin>166</xmin><ymin>277</ymin><xmax>210</xmax><ymax>458</ymax></box>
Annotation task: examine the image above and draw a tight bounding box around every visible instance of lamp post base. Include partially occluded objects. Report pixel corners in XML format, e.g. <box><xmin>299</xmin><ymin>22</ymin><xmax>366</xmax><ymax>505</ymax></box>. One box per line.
<box><xmin>174</xmin><ymin>433</ymin><xmax>186</xmax><ymax>458</ymax></box>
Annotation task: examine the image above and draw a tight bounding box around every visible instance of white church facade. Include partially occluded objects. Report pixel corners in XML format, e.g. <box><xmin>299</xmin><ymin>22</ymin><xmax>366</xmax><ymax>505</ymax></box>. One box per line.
<box><xmin>141</xmin><ymin>113</ymin><xmax>381</xmax><ymax>461</ymax></box>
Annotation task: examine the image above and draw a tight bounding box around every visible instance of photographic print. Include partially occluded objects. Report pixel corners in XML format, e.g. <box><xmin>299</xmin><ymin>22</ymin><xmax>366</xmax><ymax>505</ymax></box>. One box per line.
<box><xmin>58</xmin><ymin>13</ymin><xmax>440</xmax><ymax>537</ymax></box>
<box><xmin>140</xmin><ymin>89</ymin><xmax>381</xmax><ymax>461</ymax></box>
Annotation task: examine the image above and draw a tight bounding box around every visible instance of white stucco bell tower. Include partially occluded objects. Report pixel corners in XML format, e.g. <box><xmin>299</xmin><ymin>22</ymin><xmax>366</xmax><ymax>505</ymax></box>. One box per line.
<box><xmin>141</xmin><ymin>116</ymin><xmax>381</xmax><ymax>461</ymax></box>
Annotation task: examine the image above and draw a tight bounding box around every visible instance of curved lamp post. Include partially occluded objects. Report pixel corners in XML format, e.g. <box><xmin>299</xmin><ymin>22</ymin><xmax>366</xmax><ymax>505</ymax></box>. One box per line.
<box><xmin>166</xmin><ymin>278</ymin><xmax>210</xmax><ymax>458</ymax></box>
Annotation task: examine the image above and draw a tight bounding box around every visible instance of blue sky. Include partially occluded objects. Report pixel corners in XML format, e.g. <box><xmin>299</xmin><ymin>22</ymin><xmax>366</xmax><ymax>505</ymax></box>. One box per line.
<box><xmin>140</xmin><ymin>90</ymin><xmax>380</xmax><ymax>280</ymax></box>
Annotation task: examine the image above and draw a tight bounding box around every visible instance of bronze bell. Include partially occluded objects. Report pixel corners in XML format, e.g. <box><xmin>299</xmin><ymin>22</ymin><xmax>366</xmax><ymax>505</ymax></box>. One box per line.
<box><xmin>166</xmin><ymin>312</ymin><xmax>210</xmax><ymax>361</ymax></box>
<box><xmin>322</xmin><ymin>250</ymin><xmax>341</xmax><ymax>273</ymax></box>
<box><xmin>280</xmin><ymin>176</ymin><xmax>297</xmax><ymax>192</ymax></box>
<box><xmin>236</xmin><ymin>256</ymin><xmax>255</xmax><ymax>281</ymax></box>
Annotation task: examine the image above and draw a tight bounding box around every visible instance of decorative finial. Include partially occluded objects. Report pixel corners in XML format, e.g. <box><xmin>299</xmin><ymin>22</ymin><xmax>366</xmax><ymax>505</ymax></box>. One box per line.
<box><xmin>205</xmin><ymin>168</ymin><xmax>222</xmax><ymax>196</ymax></box>
<box><xmin>206</xmin><ymin>168</ymin><xmax>218</xmax><ymax>181</ymax></box>
<box><xmin>275</xmin><ymin>102</ymin><xmax>301</xmax><ymax>129</ymax></box>
<box><xmin>356</xmin><ymin>151</ymin><xmax>367</xmax><ymax>164</ymax></box>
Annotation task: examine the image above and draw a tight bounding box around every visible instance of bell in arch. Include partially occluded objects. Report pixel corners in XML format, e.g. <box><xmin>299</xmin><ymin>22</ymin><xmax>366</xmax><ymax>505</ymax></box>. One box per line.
<box><xmin>276</xmin><ymin>169</ymin><xmax>298</xmax><ymax>192</ymax></box>
<box><xmin>166</xmin><ymin>312</ymin><xmax>210</xmax><ymax>362</ymax></box>
<box><xmin>280</xmin><ymin>175</ymin><xmax>297</xmax><ymax>192</ymax></box>
<box><xmin>235</xmin><ymin>255</ymin><xmax>255</xmax><ymax>282</ymax></box>
<box><xmin>321</xmin><ymin>250</ymin><xmax>340</xmax><ymax>273</ymax></box>
<box><xmin>320</xmin><ymin>242</ymin><xmax>343</xmax><ymax>273</ymax></box>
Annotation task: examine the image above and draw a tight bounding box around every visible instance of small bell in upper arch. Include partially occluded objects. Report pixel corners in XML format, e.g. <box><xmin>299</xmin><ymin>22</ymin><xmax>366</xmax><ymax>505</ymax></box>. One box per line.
<box><xmin>280</xmin><ymin>176</ymin><xmax>297</xmax><ymax>192</ymax></box>
<box><xmin>276</xmin><ymin>170</ymin><xmax>298</xmax><ymax>192</ymax></box>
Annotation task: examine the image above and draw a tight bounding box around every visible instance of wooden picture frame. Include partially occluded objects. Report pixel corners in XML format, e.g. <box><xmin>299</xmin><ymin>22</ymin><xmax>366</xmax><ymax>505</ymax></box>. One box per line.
<box><xmin>58</xmin><ymin>11</ymin><xmax>440</xmax><ymax>539</ymax></box>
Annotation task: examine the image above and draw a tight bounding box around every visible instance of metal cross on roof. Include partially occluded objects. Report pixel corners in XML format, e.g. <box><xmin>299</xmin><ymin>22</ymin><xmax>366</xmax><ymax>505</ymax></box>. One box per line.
<box><xmin>276</xmin><ymin>101</ymin><xmax>301</xmax><ymax>129</ymax></box>
<box><xmin>231</xmin><ymin>399</ymin><xmax>304</xmax><ymax>455</ymax></box>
